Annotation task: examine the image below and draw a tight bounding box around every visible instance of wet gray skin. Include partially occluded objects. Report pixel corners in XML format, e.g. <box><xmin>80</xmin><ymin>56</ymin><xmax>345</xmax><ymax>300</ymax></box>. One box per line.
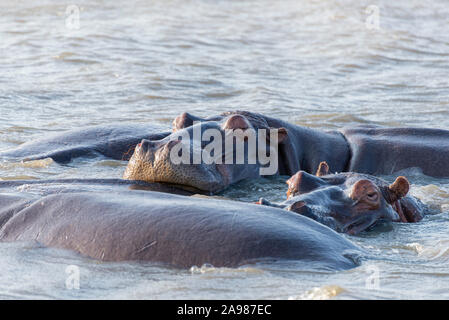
<box><xmin>123</xmin><ymin>114</ymin><xmax>287</xmax><ymax>193</ymax></box>
<box><xmin>0</xmin><ymin>179</ymin><xmax>365</xmax><ymax>270</ymax></box>
<box><xmin>172</xmin><ymin>111</ymin><xmax>351</xmax><ymax>176</ymax></box>
<box><xmin>259</xmin><ymin>163</ymin><xmax>426</xmax><ymax>235</ymax></box>
<box><xmin>173</xmin><ymin>111</ymin><xmax>449</xmax><ymax>178</ymax></box>
<box><xmin>0</xmin><ymin>124</ymin><xmax>170</xmax><ymax>163</ymax></box>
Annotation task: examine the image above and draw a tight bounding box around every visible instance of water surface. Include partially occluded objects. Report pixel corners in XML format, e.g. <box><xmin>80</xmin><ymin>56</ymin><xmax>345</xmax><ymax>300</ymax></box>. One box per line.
<box><xmin>0</xmin><ymin>0</ymin><xmax>448</xmax><ymax>299</ymax></box>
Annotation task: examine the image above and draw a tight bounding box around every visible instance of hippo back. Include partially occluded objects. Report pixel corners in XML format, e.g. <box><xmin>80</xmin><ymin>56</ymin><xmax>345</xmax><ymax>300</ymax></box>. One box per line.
<box><xmin>0</xmin><ymin>189</ymin><xmax>363</xmax><ymax>270</ymax></box>
<box><xmin>0</xmin><ymin>124</ymin><xmax>170</xmax><ymax>163</ymax></box>
<box><xmin>342</xmin><ymin>126</ymin><xmax>449</xmax><ymax>177</ymax></box>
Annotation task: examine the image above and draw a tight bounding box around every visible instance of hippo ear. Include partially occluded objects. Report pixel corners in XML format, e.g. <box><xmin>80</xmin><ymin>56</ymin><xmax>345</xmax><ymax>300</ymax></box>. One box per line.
<box><xmin>222</xmin><ymin>115</ymin><xmax>250</xmax><ymax>131</ymax></box>
<box><xmin>388</xmin><ymin>176</ymin><xmax>410</xmax><ymax>201</ymax></box>
<box><xmin>286</xmin><ymin>173</ymin><xmax>296</xmax><ymax>187</ymax></box>
<box><xmin>286</xmin><ymin>170</ymin><xmax>326</xmax><ymax>199</ymax></box>
<box><xmin>316</xmin><ymin>161</ymin><xmax>330</xmax><ymax>177</ymax></box>
<box><xmin>173</xmin><ymin>112</ymin><xmax>198</xmax><ymax>132</ymax></box>
<box><xmin>286</xmin><ymin>172</ymin><xmax>300</xmax><ymax>198</ymax></box>
<box><xmin>266</xmin><ymin>127</ymin><xmax>288</xmax><ymax>144</ymax></box>
<box><xmin>287</xmin><ymin>201</ymin><xmax>307</xmax><ymax>214</ymax></box>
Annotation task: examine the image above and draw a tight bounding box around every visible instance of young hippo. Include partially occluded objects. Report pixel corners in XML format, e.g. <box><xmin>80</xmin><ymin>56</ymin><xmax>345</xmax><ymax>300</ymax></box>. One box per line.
<box><xmin>123</xmin><ymin>113</ymin><xmax>288</xmax><ymax>193</ymax></box>
<box><xmin>258</xmin><ymin>162</ymin><xmax>426</xmax><ymax>235</ymax></box>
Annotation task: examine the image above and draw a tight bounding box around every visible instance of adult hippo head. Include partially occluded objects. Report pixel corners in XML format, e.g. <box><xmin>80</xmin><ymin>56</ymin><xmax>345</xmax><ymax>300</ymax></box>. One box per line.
<box><xmin>258</xmin><ymin>162</ymin><xmax>426</xmax><ymax>235</ymax></box>
<box><xmin>123</xmin><ymin>113</ymin><xmax>288</xmax><ymax>193</ymax></box>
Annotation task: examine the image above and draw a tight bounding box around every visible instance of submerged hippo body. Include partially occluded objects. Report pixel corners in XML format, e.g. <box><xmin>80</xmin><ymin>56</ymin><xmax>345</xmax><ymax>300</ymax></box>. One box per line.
<box><xmin>0</xmin><ymin>124</ymin><xmax>170</xmax><ymax>163</ymax></box>
<box><xmin>0</xmin><ymin>180</ymin><xmax>363</xmax><ymax>270</ymax></box>
<box><xmin>341</xmin><ymin>127</ymin><xmax>449</xmax><ymax>177</ymax></box>
<box><xmin>259</xmin><ymin>162</ymin><xmax>427</xmax><ymax>235</ymax></box>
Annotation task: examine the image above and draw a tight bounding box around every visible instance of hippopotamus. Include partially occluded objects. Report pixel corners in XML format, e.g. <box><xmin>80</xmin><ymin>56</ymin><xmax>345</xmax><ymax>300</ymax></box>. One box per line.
<box><xmin>340</xmin><ymin>126</ymin><xmax>449</xmax><ymax>177</ymax></box>
<box><xmin>0</xmin><ymin>124</ymin><xmax>170</xmax><ymax>163</ymax></box>
<box><xmin>258</xmin><ymin>162</ymin><xmax>426</xmax><ymax>235</ymax></box>
<box><xmin>0</xmin><ymin>179</ymin><xmax>364</xmax><ymax>270</ymax></box>
<box><xmin>172</xmin><ymin>111</ymin><xmax>449</xmax><ymax>177</ymax></box>
<box><xmin>124</xmin><ymin>110</ymin><xmax>449</xmax><ymax>193</ymax></box>
<box><xmin>171</xmin><ymin>111</ymin><xmax>350</xmax><ymax>176</ymax></box>
<box><xmin>123</xmin><ymin>113</ymin><xmax>288</xmax><ymax>193</ymax></box>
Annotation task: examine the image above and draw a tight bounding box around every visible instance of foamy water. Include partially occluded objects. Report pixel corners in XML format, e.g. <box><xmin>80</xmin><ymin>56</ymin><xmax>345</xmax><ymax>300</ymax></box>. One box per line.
<box><xmin>0</xmin><ymin>0</ymin><xmax>448</xmax><ymax>299</ymax></box>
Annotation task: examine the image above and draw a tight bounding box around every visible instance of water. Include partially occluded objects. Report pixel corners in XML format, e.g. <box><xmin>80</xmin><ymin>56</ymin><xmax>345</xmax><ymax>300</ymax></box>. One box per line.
<box><xmin>0</xmin><ymin>0</ymin><xmax>448</xmax><ymax>299</ymax></box>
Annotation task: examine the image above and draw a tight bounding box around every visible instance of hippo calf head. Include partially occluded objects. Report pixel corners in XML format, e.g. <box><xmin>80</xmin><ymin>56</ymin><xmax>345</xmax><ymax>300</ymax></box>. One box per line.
<box><xmin>260</xmin><ymin>162</ymin><xmax>424</xmax><ymax>235</ymax></box>
<box><xmin>123</xmin><ymin>113</ymin><xmax>287</xmax><ymax>193</ymax></box>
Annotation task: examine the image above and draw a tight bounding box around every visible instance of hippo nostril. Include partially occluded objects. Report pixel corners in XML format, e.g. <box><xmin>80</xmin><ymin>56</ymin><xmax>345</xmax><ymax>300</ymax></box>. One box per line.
<box><xmin>137</xmin><ymin>139</ymin><xmax>155</xmax><ymax>153</ymax></box>
<box><xmin>366</xmin><ymin>192</ymin><xmax>379</xmax><ymax>201</ymax></box>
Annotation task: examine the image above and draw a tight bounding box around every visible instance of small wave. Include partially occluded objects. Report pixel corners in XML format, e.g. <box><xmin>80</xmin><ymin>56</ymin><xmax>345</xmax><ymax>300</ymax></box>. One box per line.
<box><xmin>2</xmin><ymin>125</ymin><xmax>37</xmax><ymax>133</ymax></box>
<box><xmin>58</xmin><ymin>58</ymin><xmax>99</xmax><ymax>65</ymax></box>
<box><xmin>0</xmin><ymin>175</ymin><xmax>38</xmax><ymax>181</ymax></box>
<box><xmin>96</xmin><ymin>160</ymin><xmax>127</xmax><ymax>168</ymax></box>
<box><xmin>189</xmin><ymin>264</ymin><xmax>264</xmax><ymax>275</ymax></box>
<box><xmin>144</xmin><ymin>95</ymin><xmax>169</xmax><ymax>100</ymax></box>
<box><xmin>288</xmin><ymin>285</ymin><xmax>344</xmax><ymax>300</ymax></box>
<box><xmin>204</xmin><ymin>90</ymin><xmax>245</xmax><ymax>99</ymax></box>
<box><xmin>52</xmin><ymin>52</ymin><xmax>75</xmax><ymax>60</ymax></box>
<box><xmin>412</xmin><ymin>184</ymin><xmax>449</xmax><ymax>211</ymax></box>
<box><xmin>394</xmin><ymin>167</ymin><xmax>425</xmax><ymax>177</ymax></box>
<box><xmin>405</xmin><ymin>243</ymin><xmax>425</xmax><ymax>255</ymax></box>
<box><xmin>415</xmin><ymin>240</ymin><xmax>449</xmax><ymax>263</ymax></box>
<box><xmin>0</xmin><ymin>158</ymin><xmax>54</xmax><ymax>169</ymax></box>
